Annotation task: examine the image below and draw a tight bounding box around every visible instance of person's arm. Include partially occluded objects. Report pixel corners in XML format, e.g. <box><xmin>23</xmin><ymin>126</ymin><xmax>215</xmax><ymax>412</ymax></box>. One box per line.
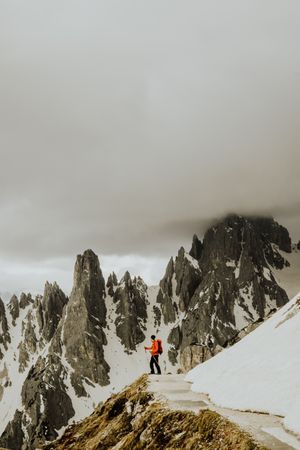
<box><xmin>144</xmin><ymin>342</ymin><xmax>154</xmax><ymax>351</ymax></box>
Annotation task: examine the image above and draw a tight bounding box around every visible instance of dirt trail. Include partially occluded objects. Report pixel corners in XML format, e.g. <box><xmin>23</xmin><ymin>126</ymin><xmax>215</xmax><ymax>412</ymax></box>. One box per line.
<box><xmin>148</xmin><ymin>374</ymin><xmax>300</xmax><ymax>450</ymax></box>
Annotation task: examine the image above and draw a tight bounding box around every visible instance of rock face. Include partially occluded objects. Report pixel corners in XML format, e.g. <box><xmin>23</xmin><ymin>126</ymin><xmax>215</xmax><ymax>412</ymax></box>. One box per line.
<box><xmin>0</xmin><ymin>410</ymin><xmax>24</xmax><ymax>450</ymax></box>
<box><xmin>20</xmin><ymin>355</ymin><xmax>74</xmax><ymax>449</ymax></box>
<box><xmin>38</xmin><ymin>282</ymin><xmax>68</xmax><ymax>342</ymax></box>
<box><xmin>156</xmin><ymin>258</ymin><xmax>177</xmax><ymax>325</ymax></box>
<box><xmin>180</xmin><ymin>344</ymin><xmax>214</xmax><ymax>372</ymax></box>
<box><xmin>63</xmin><ymin>249</ymin><xmax>110</xmax><ymax>392</ymax></box>
<box><xmin>0</xmin><ymin>298</ymin><xmax>10</xmax><ymax>359</ymax></box>
<box><xmin>189</xmin><ymin>234</ymin><xmax>203</xmax><ymax>260</ymax></box>
<box><xmin>113</xmin><ymin>272</ymin><xmax>148</xmax><ymax>352</ymax></box>
<box><xmin>106</xmin><ymin>272</ymin><xmax>118</xmax><ymax>297</ymax></box>
<box><xmin>19</xmin><ymin>293</ymin><xmax>33</xmax><ymax>309</ymax></box>
<box><xmin>157</xmin><ymin>248</ymin><xmax>201</xmax><ymax>324</ymax></box>
<box><xmin>8</xmin><ymin>295</ymin><xmax>19</xmax><ymax>325</ymax></box>
<box><xmin>156</xmin><ymin>215</ymin><xmax>290</xmax><ymax>365</ymax></box>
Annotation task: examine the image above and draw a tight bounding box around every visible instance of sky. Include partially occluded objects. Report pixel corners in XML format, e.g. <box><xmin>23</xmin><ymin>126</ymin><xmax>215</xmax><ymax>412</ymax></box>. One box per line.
<box><xmin>1</xmin><ymin>0</ymin><xmax>300</xmax><ymax>297</ymax></box>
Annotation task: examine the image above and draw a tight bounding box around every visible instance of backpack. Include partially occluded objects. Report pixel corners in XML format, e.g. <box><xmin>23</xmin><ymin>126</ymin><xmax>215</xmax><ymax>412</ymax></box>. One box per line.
<box><xmin>156</xmin><ymin>339</ymin><xmax>163</xmax><ymax>355</ymax></box>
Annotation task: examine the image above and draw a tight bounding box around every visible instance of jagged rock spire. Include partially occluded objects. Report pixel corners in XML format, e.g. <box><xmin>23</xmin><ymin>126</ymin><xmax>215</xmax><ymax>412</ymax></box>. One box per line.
<box><xmin>38</xmin><ymin>281</ymin><xmax>68</xmax><ymax>342</ymax></box>
<box><xmin>189</xmin><ymin>234</ymin><xmax>203</xmax><ymax>261</ymax></box>
<box><xmin>8</xmin><ymin>295</ymin><xmax>19</xmax><ymax>325</ymax></box>
<box><xmin>63</xmin><ymin>249</ymin><xmax>110</xmax><ymax>391</ymax></box>
<box><xmin>19</xmin><ymin>293</ymin><xmax>33</xmax><ymax>309</ymax></box>
<box><xmin>0</xmin><ymin>298</ymin><xmax>10</xmax><ymax>359</ymax></box>
<box><xmin>113</xmin><ymin>271</ymin><xmax>148</xmax><ymax>352</ymax></box>
<box><xmin>106</xmin><ymin>272</ymin><xmax>118</xmax><ymax>297</ymax></box>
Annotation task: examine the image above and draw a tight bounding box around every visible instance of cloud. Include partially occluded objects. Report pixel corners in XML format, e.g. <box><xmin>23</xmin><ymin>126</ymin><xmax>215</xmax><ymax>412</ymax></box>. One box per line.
<box><xmin>0</xmin><ymin>0</ymin><xmax>300</xmax><ymax>292</ymax></box>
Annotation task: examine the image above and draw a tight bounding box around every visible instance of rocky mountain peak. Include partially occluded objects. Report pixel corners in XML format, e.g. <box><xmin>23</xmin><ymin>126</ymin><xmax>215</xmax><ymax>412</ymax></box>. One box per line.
<box><xmin>158</xmin><ymin>214</ymin><xmax>290</xmax><ymax>365</ymax></box>
<box><xmin>189</xmin><ymin>234</ymin><xmax>203</xmax><ymax>261</ymax></box>
<box><xmin>113</xmin><ymin>272</ymin><xmax>148</xmax><ymax>352</ymax></box>
<box><xmin>73</xmin><ymin>249</ymin><xmax>106</xmax><ymax>298</ymax></box>
<box><xmin>63</xmin><ymin>249</ymin><xmax>109</xmax><ymax>391</ymax></box>
<box><xmin>157</xmin><ymin>248</ymin><xmax>202</xmax><ymax>324</ymax></box>
<box><xmin>0</xmin><ymin>298</ymin><xmax>10</xmax><ymax>359</ymax></box>
<box><xmin>8</xmin><ymin>294</ymin><xmax>19</xmax><ymax>325</ymax></box>
<box><xmin>19</xmin><ymin>293</ymin><xmax>33</xmax><ymax>309</ymax></box>
<box><xmin>121</xmin><ymin>270</ymin><xmax>132</xmax><ymax>287</ymax></box>
<box><xmin>38</xmin><ymin>281</ymin><xmax>68</xmax><ymax>342</ymax></box>
<box><xmin>106</xmin><ymin>272</ymin><xmax>118</xmax><ymax>297</ymax></box>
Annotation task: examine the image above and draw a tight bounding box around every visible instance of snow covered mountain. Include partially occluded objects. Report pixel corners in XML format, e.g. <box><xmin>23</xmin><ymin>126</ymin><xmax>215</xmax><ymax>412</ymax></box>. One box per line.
<box><xmin>186</xmin><ymin>292</ymin><xmax>300</xmax><ymax>437</ymax></box>
<box><xmin>0</xmin><ymin>214</ymin><xmax>299</xmax><ymax>449</ymax></box>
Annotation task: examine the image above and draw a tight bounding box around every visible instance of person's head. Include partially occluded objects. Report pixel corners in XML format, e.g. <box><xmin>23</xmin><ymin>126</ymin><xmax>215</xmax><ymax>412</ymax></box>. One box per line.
<box><xmin>151</xmin><ymin>335</ymin><xmax>156</xmax><ymax>341</ymax></box>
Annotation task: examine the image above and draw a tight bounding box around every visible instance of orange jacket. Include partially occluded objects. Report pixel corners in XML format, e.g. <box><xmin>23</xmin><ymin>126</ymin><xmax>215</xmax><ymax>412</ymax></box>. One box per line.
<box><xmin>145</xmin><ymin>340</ymin><xmax>159</xmax><ymax>356</ymax></box>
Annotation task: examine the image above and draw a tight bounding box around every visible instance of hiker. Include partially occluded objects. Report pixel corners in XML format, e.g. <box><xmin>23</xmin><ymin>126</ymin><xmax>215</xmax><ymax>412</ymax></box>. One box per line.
<box><xmin>144</xmin><ymin>335</ymin><xmax>162</xmax><ymax>375</ymax></box>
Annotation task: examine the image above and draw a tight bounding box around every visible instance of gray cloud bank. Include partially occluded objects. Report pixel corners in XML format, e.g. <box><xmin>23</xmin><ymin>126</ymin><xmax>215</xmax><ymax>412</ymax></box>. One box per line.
<box><xmin>0</xmin><ymin>0</ymin><xmax>300</xmax><ymax>293</ymax></box>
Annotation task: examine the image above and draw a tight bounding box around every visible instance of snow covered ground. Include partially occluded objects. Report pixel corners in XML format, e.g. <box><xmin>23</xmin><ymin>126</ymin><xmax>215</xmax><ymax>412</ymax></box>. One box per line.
<box><xmin>185</xmin><ymin>292</ymin><xmax>300</xmax><ymax>437</ymax></box>
<box><xmin>149</xmin><ymin>374</ymin><xmax>300</xmax><ymax>450</ymax></box>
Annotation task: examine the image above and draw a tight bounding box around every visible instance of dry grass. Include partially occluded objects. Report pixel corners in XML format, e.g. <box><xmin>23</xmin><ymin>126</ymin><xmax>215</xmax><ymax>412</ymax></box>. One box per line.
<box><xmin>43</xmin><ymin>375</ymin><xmax>269</xmax><ymax>450</ymax></box>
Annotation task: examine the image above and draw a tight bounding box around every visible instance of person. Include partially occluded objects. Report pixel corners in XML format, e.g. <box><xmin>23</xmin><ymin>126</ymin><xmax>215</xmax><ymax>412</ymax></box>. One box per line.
<box><xmin>144</xmin><ymin>335</ymin><xmax>161</xmax><ymax>375</ymax></box>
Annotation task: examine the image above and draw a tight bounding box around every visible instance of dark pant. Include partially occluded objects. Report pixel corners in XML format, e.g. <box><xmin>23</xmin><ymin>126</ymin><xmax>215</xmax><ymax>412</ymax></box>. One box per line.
<box><xmin>150</xmin><ymin>355</ymin><xmax>161</xmax><ymax>374</ymax></box>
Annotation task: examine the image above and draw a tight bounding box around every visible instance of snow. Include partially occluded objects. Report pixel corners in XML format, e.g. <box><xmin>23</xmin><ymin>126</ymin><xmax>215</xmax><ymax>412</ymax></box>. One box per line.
<box><xmin>262</xmin><ymin>428</ymin><xmax>300</xmax><ymax>450</ymax></box>
<box><xmin>184</xmin><ymin>252</ymin><xmax>200</xmax><ymax>270</ymax></box>
<box><xmin>233</xmin><ymin>302</ymin><xmax>249</xmax><ymax>330</ymax></box>
<box><xmin>239</xmin><ymin>285</ymin><xmax>259</xmax><ymax>321</ymax></box>
<box><xmin>263</xmin><ymin>267</ymin><xmax>272</xmax><ymax>281</ymax></box>
<box><xmin>226</xmin><ymin>260</ymin><xmax>236</xmax><ymax>268</ymax></box>
<box><xmin>0</xmin><ymin>302</ymin><xmax>42</xmax><ymax>435</ymax></box>
<box><xmin>185</xmin><ymin>292</ymin><xmax>300</xmax><ymax>437</ymax></box>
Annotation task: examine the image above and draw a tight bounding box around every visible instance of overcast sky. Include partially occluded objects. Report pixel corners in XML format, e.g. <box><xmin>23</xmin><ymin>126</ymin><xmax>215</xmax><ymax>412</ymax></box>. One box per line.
<box><xmin>1</xmin><ymin>0</ymin><xmax>300</xmax><ymax>297</ymax></box>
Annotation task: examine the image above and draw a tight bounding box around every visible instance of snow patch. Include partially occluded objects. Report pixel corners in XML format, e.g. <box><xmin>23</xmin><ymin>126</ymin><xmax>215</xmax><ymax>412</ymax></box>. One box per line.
<box><xmin>186</xmin><ymin>292</ymin><xmax>300</xmax><ymax>437</ymax></box>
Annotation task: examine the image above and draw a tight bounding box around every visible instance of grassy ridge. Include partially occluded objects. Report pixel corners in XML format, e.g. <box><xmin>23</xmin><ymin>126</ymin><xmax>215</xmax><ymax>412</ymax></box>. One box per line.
<box><xmin>43</xmin><ymin>375</ymin><xmax>268</xmax><ymax>450</ymax></box>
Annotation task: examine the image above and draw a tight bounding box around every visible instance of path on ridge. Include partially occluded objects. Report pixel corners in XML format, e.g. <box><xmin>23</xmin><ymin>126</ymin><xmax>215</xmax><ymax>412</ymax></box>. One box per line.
<box><xmin>148</xmin><ymin>374</ymin><xmax>300</xmax><ymax>450</ymax></box>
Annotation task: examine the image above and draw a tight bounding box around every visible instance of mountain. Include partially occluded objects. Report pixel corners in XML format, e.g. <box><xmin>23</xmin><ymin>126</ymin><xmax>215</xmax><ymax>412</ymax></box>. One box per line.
<box><xmin>185</xmin><ymin>292</ymin><xmax>300</xmax><ymax>437</ymax></box>
<box><xmin>156</xmin><ymin>215</ymin><xmax>292</xmax><ymax>367</ymax></box>
<box><xmin>0</xmin><ymin>214</ymin><xmax>298</xmax><ymax>449</ymax></box>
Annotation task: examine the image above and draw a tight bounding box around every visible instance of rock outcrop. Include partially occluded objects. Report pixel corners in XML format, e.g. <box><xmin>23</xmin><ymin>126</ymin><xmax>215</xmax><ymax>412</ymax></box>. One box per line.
<box><xmin>63</xmin><ymin>249</ymin><xmax>110</xmax><ymax>392</ymax></box>
<box><xmin>18</xmin><ymin>309</ymin><xmax>38</xmax><ymax>372</ymax></box>
<box><xmin>1</xmin><ymin>354</ymin><xmax>75</xmax><ymax>450</ymax></box>
<box><xmin>156</xmin><ymin>248</ymin><xmax>202</xmax><ymax>325</ymax></box>
<box><xmin>0</xmin><ymin>410</ymin><xmax>24</xmax><ymax>450</ymax></box>
<box><xmin>0</xmin><ymin>298</ymin><xmax>10</xmax><ymax>359</ymax></box>
<box><xmin>106</xmin><ymin>272</ymin><xmax>118</xmax><ymax>297</ymax></box>
<box><xmin>38</xmin><ymin>282</ymin><xmax>68</xmax><ymax>342</ymax></box>
<box><xmin>19</xmin><ymin>293</ymin><xmax>33</xmax><ymax>310</ymax></box>
<box><xmin>189</xmin><ymin>234</ymin><xmax>203</xmax><ymax>260</ymax></box>
<box><xmin>8</xmin><ymin>295</ymin><xmax>19</xmax><ymax>325</ymax></box>
<box><xmin>113</xmin><ymin>272</ymin><xmax>148</xmax><ymax>352</ymax></box>
<box><xmin>157</xmin><ymin>215</ymin><xmax>290</xmax><ymax>365</ymax></box>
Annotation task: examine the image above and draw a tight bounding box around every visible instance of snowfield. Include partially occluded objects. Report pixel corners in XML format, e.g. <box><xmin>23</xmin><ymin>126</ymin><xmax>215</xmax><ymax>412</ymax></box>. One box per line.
<box><xmin>185</xmin><ymin>292</ymin><xmax>300</xmax><ymax>436</ymax></box>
